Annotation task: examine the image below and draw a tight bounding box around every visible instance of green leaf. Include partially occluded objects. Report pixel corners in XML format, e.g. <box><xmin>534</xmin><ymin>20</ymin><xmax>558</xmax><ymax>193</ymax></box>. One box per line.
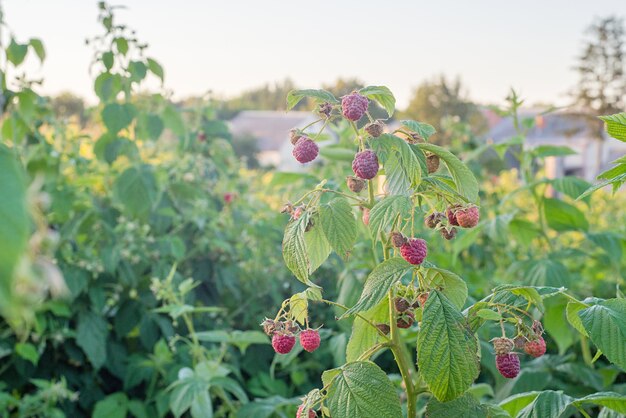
<box><xmin>190</xmin><ymin>390</ymin><xmax>213</xmax><ymax>418</ymax></box>
<box><xmin>128</xmin><ymin>400</ymin><xmax>148</xmax><ymax>418</ymax></box>
<box><xmin>544</xmin><ymin>296</ymin><xmax>574</xmax><ymax>354</ymax></box>
<box><xmin>423</xmin><ymin>267</ymin><xmax>468</xmax><ymax>309</ymax></box>
<box><xmin>516</xmin><ymin>390</ymin><xmax>573</xmax><ymax>418</ymax></box>
<box><xmin>94</xmin><ymin>393</ymin><xmax>129</xmax><ymax>418</ymax></box>
<box><xmin>372</xmin><ymin>134</ymin><xmax>421</xmax><ymax>195</ymax></box>
<box><xmin>417</xmin><ymin>290</ymin><xmax>479</xmax><ymax>401</ymax></box>
<box><xmin>400</xmin><ymin>120</ymin><xmax>437</xmax><ymax>140</ymax></box>
<box><xmin>573</xmin><ymin>392</ymin><xmax>626</xmax><ymax>414</ymax></box>
<box><xmin>476</xmin><ymin>309</ymin><xmax>502</xmax><ymax>321</ymax></box>
<box><xmin>283</xmin><ymin>213</ymin><xmax>318</xmax><ymax>287</ymax></box>
<box><xmin>286</xmin><ymin>89</ymin><xmax>338</xmax><ymax>110</ymax></box>
<box><xmin>326</xmin><ymin>361</ymin><xmax>402</xmax><ymax>418</ymax></box>
<box><xmin>162</xmin><ymin>105</ymin><xmax>185</xmax><ymax>136</ymax></box>
<box><xmin>359</xmin><ymin>86</ymin><xmax>396</xmax><ymax>117</ymax></box>
<box><xmin>425</xmin><ymin>393</ymin><xmax>491</xmax><ymax>418</ymax></box>
<box><xmin>102</xmin><ymin>51</ymin><xmax>114</xmax><ymax>70</ymax></box>
<box><xmin>194</xmin><ymin>330</ymin><xmax>268</xmax><ymax>353</ymax></box>
<box><xmin>115</xmin><ymin>37</ymin><xmax>129</xmax><ymax>55</ymax></box>
<box><xmin>289</xmin><ymin>292</ymin><xmax>308</xmax><ymax>325</ymax></box>
<box><xmin>543</xmin><ymin>198</ymin><xmax>588</xmax><ymax>232</ymax></box>
<box><xmin>566</xmin><ymin>300</ymin><xmax>589</xmax><ymax>337</ymax></box>
<box><xmin>94</xmin><ymin>134</ymin><xmax>139</xmax><ymax>164</ymax></box>
<box><xmin>94</xmin><ymin>72</ymin><xmax>122</xmax><ymax>102</ymax></box>
<box><xmin>76</xmin><ymin>310</ymin><xmax>108</xmax><ymax>369</ymax></box>
<box><xmin>579</xmin><ymin>298</ymin><xmax>626</xmax><ymax>371</ymax></box>
<box><xmin>531</xmin><ymin>145</ymin><xmax>577</xmax><ymax>158</ymax></box>
<box><xmin>599</xmin><ymin>113</ymin><xmax>626</xmax><ymax>141</ymax></box>
<box><xmin>102</xmin><ymin>102</ymin><xmax>137</xmax><ymax>134</ymax></box>
<box><xmin>169</xmin><ymin>375</ymin><xmax>210</xmax><ymax>418</ymax></box>
<box><xmin>113</xmin><ymin>164</ymin><xmax>158</xmax><ymax>219</ymax></box>
<box><xmin>319</xmin><ymin>146</ymin><xmax>357</xmax><ymax>161</ymax></box>
<box><xmin>0</xmin><ymin>145</ymin><xmax>29</xmax><ymax>299</ymax></box>
<box><xmin>129</xmin><ymin>61</ymin><xmax>148</xmax><ymax>82</ymax></box>
<box><xmin>526</xmin><ymin>259</ymin><xmax>570</xmax><ymax>288</ymax></box>
<box><xmin>29</xmin><ymin>38</ymin><xmax>45</xmax><ymax>62</ymax></box>
<box><xmin>346</xmin><ymin>297</ymin><xmax>389</xmax><ymax>362</ymax></box>
<box><xmin>498</xmin><ymin>392</ymin><xmax>541</xmax><ymax>417</ymax></box>
<box><xmin>551</xmin><ymin>177</ymin><xmax>592</xmax><ymax>204</ymax></box>
<box><xmin>320</xmin><ymin>197</ymin><xmax>356</xmax><ymax>259</ymax></box>
<box><xmin>369</xmin><ymin>195</ymin><xmax>412</xmax><ymax>240</ymax></box>
<box><xmin>14</xmin><ymin>342</ymin><xmax>39</xmax><ymax>365</ymax></box>
<box><xmin>416</xmin><ymin>143</ymin><xmax>479</xmax><ymax>203</ymax></box>
<box><xmin>147</xmin><ymin>58</ymin><xmax>164</xmax><ymax>82</ymax></box>
<box><xmin>344</xmin><ymin>258</ymin><xmax>412</xmax><ymax>316</ymax></box>
<box><xmin>304</xmin><ymin>216</ymin><xmax>331</xmax><ymax>274</ymax></box>
<box><xmin>7</xmin><ymin>39</ymin><xmax>28</xmax><ymax>65</ymax></box>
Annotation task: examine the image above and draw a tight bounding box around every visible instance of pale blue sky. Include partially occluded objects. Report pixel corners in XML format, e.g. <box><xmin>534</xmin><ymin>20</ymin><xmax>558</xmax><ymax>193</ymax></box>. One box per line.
<box><xmin>3</xmin><ymin>0</ymin><xmax>625</xmax><ymax>108</ymax></box>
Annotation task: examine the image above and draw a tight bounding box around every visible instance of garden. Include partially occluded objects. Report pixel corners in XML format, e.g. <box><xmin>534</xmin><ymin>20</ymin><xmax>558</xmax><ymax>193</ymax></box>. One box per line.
<box><xmin>1</xmin><ymin>3</ymin><xmax>626</xmax><ymax>418</ymax></box>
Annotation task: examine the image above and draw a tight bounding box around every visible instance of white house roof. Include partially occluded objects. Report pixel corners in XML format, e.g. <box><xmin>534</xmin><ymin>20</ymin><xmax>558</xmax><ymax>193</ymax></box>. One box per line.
<box><xmin>228</xmin><ymin>111</ymin><xmax>315</xmax><ymax>152</ymax></box>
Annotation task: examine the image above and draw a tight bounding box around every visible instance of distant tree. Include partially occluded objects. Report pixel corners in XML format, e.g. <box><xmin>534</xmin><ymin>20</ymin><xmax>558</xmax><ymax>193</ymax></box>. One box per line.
<box><xmin>573</xmin><ymin>16</ymin><xmax>626</xmax><ymax>115</ymax></box>
<box><xmin>50</xmin><ymin>92</ymin><xmax>86</xmax><ymax>125</ymax></box>
<box><xmin>322</xmin><ymin>77</ymin><xmax>364</xmax><ymax>98</ymax></box>
<box><xmin>219</xmin><ymin>79</ymin><xmax>299</xmax><ymax>118</ymax></box>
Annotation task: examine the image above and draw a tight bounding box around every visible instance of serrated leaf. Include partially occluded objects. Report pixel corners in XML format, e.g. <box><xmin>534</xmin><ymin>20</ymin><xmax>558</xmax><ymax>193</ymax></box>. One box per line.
<box><xmin>29</xmin><ymin>38</ymin><xmax>45</xmax><ymax>62</ymax></box>
<box><xmin>326</xmin><ymin>361</ymin><xmax>402</xmax><ymax>418</ymax></box>
<box><xmin>369</xmin><ymin>195</ymin><xmax>412</xmax><ymax>240</ymax></box>
<box><xmin>147</xmin><ymin>58</ymin><xmax>164</xmax><ymax>82</ymax></box>
<box><xmin>7</xmin><ymin>39</ymin><xmax>28</xmax><ymax>65</ymax></box>
<box><xmin>423</xmin><ymin>267</ymin><xmax>468</xmax><ymax>309</ymax></box>
<box><xmin>286</xmin><ymin>89</ymin><xmax>338</xmax><ymax>110</ymax></box>
<box><xmin>283</xmin><ymin>213</ymin><xmax>318</xmax><ymax>287</ymax></box>
<box><xmin>344</xmin><ymin>258</ymin><xmax>412</xmax><ymax>316</ymax></box>
<box><xmin>320</xmin><ymin>197</ymin><xmax>356</xmax><ymax>259</ymax></box>
<box><xmin>425</xmin><ymin>393</ymin><xmax>491</xmax><ymax>418</ymax></box>
<box><xmin>373</xmin><ymin>134</ymin><xmax>421</xmax><ymax>195</ymax></box>
<box><xmin>544</xmin><ymin>296</ymin><xmax>574</xmax><ymax>354</ymax></box>
<box><xmin>304</xmin><ymin>216</ymin><xmax>331</xmax><ymax>274</ymax></box>
<box><xmin>551</xmin><ymin>177</ymin><xmax>592</xmax><ymax>204</ymax></box>
<box><xmin>498</xmin><ymin>392</ymin><xmax>541</xmax><ymax>417</ymax></box>
<box><xmin>531</xmin><ymin>145</ymin><xmax>577</xmax><ymax>158</ymax></box>
<box><xmin>543</xmin><ymin>198</ymin><xmax>588</xmax><ymax>232</ymax></box>
<box><xmin>417</xmin><ymin>290</ymin><xmax>479</xmax><ymax>401</ymax></box>
<box><xmin>599</xmin><ymin>113</ymin><xmax>626</xmax><ymax>141</ymax></box>
<box><xmin>359</xmin><ymin>86</ymin><xmax>396</xmax><ymax>117</ymax></box>
<box><xmin>573</xmin><ymin>392</ymin><xmax>626</xmax><ymax>414</ymax></box>
<box><xmin>289</xmin><ymin>292</ymin><xmax>308</xmax><ymax>325</ymax></box>
<box><xmin>516</xmin><ymin>390</ymin><xmax>573</xmax><ymax>418</ymax></box>
<box><xmin>416</xmin><ymin>143</ymin><xmax>479</xmax><ymax>203</ymax></box>
<box><xmin>579</xmin><ymin>298</ymin><xmax>626</xmax><ymax>371</ymax></box>
<box><xmin>169</xmin><ymin>375</ymin><xmax>210</xmax><ymax>418</ymax></box>
<box><xmin>113</xmin><ymin>164</ymin><xmax>158</xmax><ymax>219</ymax></box>
<box><xmin>526</xmin><ymin>259</ymin><xmax>570</xmax><ymax>288</ymax></box>
<box><xmin>94</xmin><ymin>393</ymin><xmax>129</xmax><ymax>418</ymax></box>
<box><xmin>566</xmin><ymin>300</ymin><xmax>589</xmax><ymax>336</ymax></box>
<box><xmin>400</xmin><ymin>119</ymin><xmax>437</xmax><ymax>140</ymax></box>
<box><xmin>76</xmin><ymin>310</ymin><xmax>108</xmax><ymax>369</ymax></box>
<box><xmin>346</xmin><ymin>297</ymin><xmax>389</xmax><ymax>362</ymax></box>
<box><xmin>476</xmin><ymin>309</ymin><xmax>502</xmax><ymax>321</ymax></box>
<box><xmin>102</xmin><ymin>102</ymin><xmax>136</xmax><ymax>134</ymax></box>
<box><xmin>15</xmin><ymin>342</ymin><xmax>39</xmax><ymax>365</ymax></box>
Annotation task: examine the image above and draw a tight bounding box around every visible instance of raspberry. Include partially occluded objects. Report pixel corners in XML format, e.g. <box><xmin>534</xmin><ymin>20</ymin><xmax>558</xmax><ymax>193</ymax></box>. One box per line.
<box><xmin>261</xmin><ymin>318</ymin><xmax>276</xmax><ymax>336</ymax></box>
<box><xmin>394</xmin><ymin>297</ymin><xmax>410</xmax><ymax>312</ymax></box>
<box><xmin>293</xmin><ymin>137</ymin><xmax>319</xmax><ymax>164</ymax></box>
<box><xmin>299</xmin><ymin>329</ymin><xmax>321</xmax><ymax>353</ymax></box>
<box><xmin>513</xmin><ymin>336</ymin><xmax>527</xmax><ymax>350</ymax></box>
<box><xmin>416</xmin><ymin>292</ymin><xmax>429</xmax><ymax>308</ymax></box>
<box><xmin>424</xmin><ymin>212</ymin><xmax>444</xmax><ymax>229</ymax></box>
<box><xmin>346</xmin><ymin>176</ymin><xmax>366</xmax><ymax>193</ymax></box>
<box><xmin>524</xmin><ymin>336</ymin><xmax>546</xmax><ymax>358</ymax></box>
<box><xmin>397</xmin><ymin>311</ymin><xmax>415</xmax><ymax>328</ymax></box>
<box><xmin>496</xmin><ymin>353</ymin><xmax>520</xmax><ymax>378</ymax></box>
<box><xmin>223</xmin><ymin>193</ymin><xmax>235</xmax><ymax>204</ymax></box>
<box><xmin>376</xmin><ymin>323</ymin><xmax>390</xmax><ymax>335</ymax></box>
<box><xmin>492</xmin><ymin>337</ymin><xmax>514</xmax><ymax>355</ymax></box>
<box><xmin>440</xmin><ymin>227</ymin><xmax>457</xmax><ymax>240</ymax></box>
<box><xmin>361</xmin><ymin>207</ymin><xmax>370</xmax><ymax>225</ymax></box>
<box><xmin>390</xmin><ymin>231</ymin><xmax>408</xmax><ymax>248</ymax></box>
<box><xmin>297</xmin><ymin>405</ymin><xmax>316</xmax><ymax>418</ymax></box>
<box><xmin>317</xmin><ymin>101</ymin><xmax>333</xmax><ymax>119</ymax></box>
<box><xmin>400</xmin><ymin>238</ymin><xmax>427</xmax><ymax>265</ymax></box>
<box><xmin>272</xmin><ymin>333</ymin><xmax>296</xmax><ymax>354</ymax></box>
<box><xmin>446</xmin><ymin>205</ymin><xmax>460</xmax><ymax>226</ymax></box>
<box><xmin>426</xmin><ymin>154</ymin><xmax>440</xmax><ymax>174</ymax></box>
<box><xmin>352</xmin><ymin>150</ymin><xmax>379</xmax><ymax>180</ymax></box>
<box><xmin>293</xmin><ymin>206</ymin><xmax>304</xmax><ymax>220</ymax></box>
<box><xmin>197</xmin><ymin>132</ymin><xmax>206</xmax><ymax>142</ymax></box>
<box><xmin>365</xmin><ymin>120</ymin><xmax>384</xmax><ymax>138</ymax></box>
<box><xmin>341</xmin><ymin>92</ymin><xmax>368</xmax><ymax>121</ymax></box>
<box><xmin>456</xmin><ymin>206</ymin><xmax>480</xmax><ymax>228</ymax></box>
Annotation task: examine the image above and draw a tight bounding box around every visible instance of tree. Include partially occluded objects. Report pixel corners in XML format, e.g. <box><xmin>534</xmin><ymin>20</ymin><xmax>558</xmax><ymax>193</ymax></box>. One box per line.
<box><xmin>574</xmin><ymin>16</ymin><xmax>626</xmax><ymax>114</ymax></box>
<box><xmin>50</xmin><ymin>92</ymin><xmax>86</xmax><ymax>125</ymax></box>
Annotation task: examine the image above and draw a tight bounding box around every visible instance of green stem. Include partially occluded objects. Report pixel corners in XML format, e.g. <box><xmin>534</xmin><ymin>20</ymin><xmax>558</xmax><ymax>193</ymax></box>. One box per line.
<box><xmin>320</xmin><ymin>299</ymin><xmax>390</xmax><ymax>340</ymax></box>
<box><xmin>368</xmin><ymin>179</ymin><xmax>375</xmax><ymax>207</ymax></box>
<box><xmin>581</xmin><ymin>334</ymin><xmax>593</xmax><ymax>367</ymax></box>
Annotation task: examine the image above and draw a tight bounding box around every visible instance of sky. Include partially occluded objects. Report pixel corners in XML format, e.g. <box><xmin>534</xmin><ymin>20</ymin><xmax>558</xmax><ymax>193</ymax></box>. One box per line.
<box><xmin>3</xmin><ymin>0</ymin><xmax>625</xmax><ymax>108</ymax></box>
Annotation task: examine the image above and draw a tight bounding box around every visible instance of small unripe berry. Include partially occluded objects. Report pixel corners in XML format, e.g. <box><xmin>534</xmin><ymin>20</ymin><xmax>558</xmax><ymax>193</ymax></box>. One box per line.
<box><xmin>440</xmin><ymin>227</ymin><xmax>457</xmax><ymax>240</ymax></box>
<box><xmin>424</xmin><ymin>212</ymin><xmax>445</xmax><ymax>229</ymax></box>
<box><xmin>492</xmin><ymin>337</ymin><xmax>515</xmax><ymax>355</ymax></box>
<box><xmin>390</xmin><ymin>231</ymin><xmax>408</xmax><ymax>248</ymax></box>
<box><xmin>365</xmin><ymin>120</ymin><xmax>384</xmax><ymax>138</ymax></box>
<box><xmin>376</xmin><ymin>323</ymin><xmax>390</xmax><ymax>335</ymax></box>
<box><xmin>416</xmin><ymin>292</ymin><xmax>429</xmax><ymax>308</ymax></box>
<box><xmin>397</xmin><ymin>311</ymin><xmax>415</xmax><ymax>328</ymax></box>
<box><xmin>346</xmin><ymin>176</ymin><xmax>366</xmax><ymax>193</ymax></box>
<box><xmin>426</xmin><ymin>154</ymin><xmax>440</xmax><ymax>174</ymax></box>
<box><xmin>394</xmin><ymin>297</ymin><xmax>410</xmax><ymax>312</ymax></box>
<box><xmin>317</xmin><ymin>101</ymin><xmax>333</xmax><ymax>119</ymax></box>
<box><xmin>446</xmin><ymin>205</ymin><xmax>461</xmax><ymax>226</ymax></box>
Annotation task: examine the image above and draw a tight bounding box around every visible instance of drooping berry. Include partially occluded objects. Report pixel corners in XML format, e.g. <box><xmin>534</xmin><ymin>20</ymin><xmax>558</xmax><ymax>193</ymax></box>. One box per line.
<box><xmin>272</xmin><ymin>333</ymin><xmax>296</xmax><ymax>354</ymax></box>
<box><xmin>416</xmin><ymin>292</ymin><xmax>429</xmax><ymax>308</ymax></box>
<box><xmin>524</xmin><ymin>336</ymin><xmax>546</xmax><ymax>358</ymax></box>
<box><xmin>362</xmin><ymin>208</ymin><xmax>370</xmax><ymax>225</ymax></box>
<box><xmin>400</xmin><ymin>238</ymin><xmax>428</xmax><ymax>265</ymax></box>
<box><xmin>376</xmin><ymin>323</ymin><xmax>391</xmax><ymax>335</ymax></box>
<box><xmin>297</xmin><ymin>405</ymin><xmax>316</xmax><ymax>418</ymax></box>
<box><xmin>352</xmin><ymin>150</ymin><xmax>379</xmax><ymax>180</ymax></box>
<box><xmin>455</xmin><ymin>206</ymin><xmax>480</xmax><ymax>228</ymax></box>
<box><xmin>223</xmin><ymin>193</ymin><xmax>235</xmax><ymax>204</ymax></box>
<box><xmin>496</xmin><ymin>353</ymin><xmax>520</xmax><ymax>378</ymax></box>
<box><xmin>341</xmin><ymin>92</ymin><xmax>369</xmax><ymax>121</ymax></box>
<box><xmin>299</xmin><ymin>329</ymin><xmax>321</xmax><ymax>353</ymax></box>
<box><xmin>346</xmin><ymin>176</ymin><xmax>366</xmax><ymax>193</ymax></box>
<box><xmin>390</xmin><ymin>231</ymin><xmax>408</xmax><ymax>248</ymax></box>
<box><xmin>365</xmin><ymin>120</ymin><xmax>384</xmax><ymax>138</ymax></box>
<box><xmin>440</xmin><ymin>227</ymin><xmax>457</xmax><ymax>240</ymax></box>
<box><xmin>394</xmin><ymin>297</ymin><xmax>410</xmax><ymax>312</ymax></box>
<box><xmin>424</xmin><ymin>212</ymin><xmax>445</xmax><ymax>229</ymax></box>
<box><xmin>292</xmin><ymin>137</ymin><xmax>319</xmax><ymax>164</ymax></box>
<box><xmin>492</xmin><ymin>337</ymin><xmax>515</xmax><ymax>355</ymax></box>
<box><xmin>397</xmin><ymin>311</ymin><xmax>415</xmax><ymax>329</ymax></box>
<box><xmin>446</xmin><ymin>205</ymin><xmax>460</xmax><ymax>226</ymax></box>
<box><xmin>426</xmin><ymin>154</ymin><xmax>440</xmax><ymax>174</ymax></box>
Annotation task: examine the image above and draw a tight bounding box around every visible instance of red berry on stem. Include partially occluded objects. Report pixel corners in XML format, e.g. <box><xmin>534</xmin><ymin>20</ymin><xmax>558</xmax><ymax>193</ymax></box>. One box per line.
<box><xmin>496</xmin><ymin>353</ymin><xmax>520</xmax><ymax>378</ymax></box>
<box><xmin>396</xmin><ymin>311</ymin><xmax>415</xmax><ymax>328</ymax></box>
<box><xmin>272</xmin><ymin>333</ymin><xmax>296</xmax><ymax>354</ymax></box>
<box><xmin>447</xmin><ymin>206</ymin><xmax>460</xmax><ymax>226</ymax></box>
<box><xmin>524</xmin><ymin>336</ymin><xmax>546</xmax><ymax>358</ymax></box>
<box><xmin>456</xmin><ymin>206</ymin><xmax>480</xmax><ymax>228</ymax></box>
<box><xmin>292</xmin><ymin>137</ymin><xmax>319</xmax><ymax>164</ymax></box>
<box><xmin>341</xmin><ymin>92</ymin><xmax>368</xmax><ymax>121</ymax></box>
<box><xmin>223</xmin><ymin>193</ymin><xmax>234</xmax><ymax>204</ymax></box>
<box><xmin>352</xmin><ymin>150</ymin><xmax>379</xmax><ymax>180</ymax></box>
<box><xmin>297</xmin><ymin>405</ymin><xmax>316</xmax><ymax>418</ymax></box>
<box><xmin>299</xmin><ymin>329</ymin><xmax>321</xmax><ymax>353</ymax></box>
<box><xmin>400</xmin><ymin>238</ymin><xmax>428</xmax><ymax>265</ymax></box>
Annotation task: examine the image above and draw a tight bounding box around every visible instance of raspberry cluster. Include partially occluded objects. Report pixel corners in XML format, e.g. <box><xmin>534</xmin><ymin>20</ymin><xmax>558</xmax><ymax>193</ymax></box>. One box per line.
<box><xmin>262</xmin><ymin>319</ymin><xmax>321</xmax><ymax>355</ymax></box>
<box><xmin>491</xmin><ymin>321</ymin><xmax>546</xmax><ymax>379</ymax></box>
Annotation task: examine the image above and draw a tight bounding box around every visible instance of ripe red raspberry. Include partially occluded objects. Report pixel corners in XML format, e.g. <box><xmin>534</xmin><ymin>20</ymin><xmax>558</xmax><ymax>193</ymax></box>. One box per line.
<box><xmin>223</xmin><ymin>193</ymin><xmax>235</xmax><ymax>204</ymax></box>
<box><xmin>455</xmin><ymin>206</ymin><xmax>480</xmax><ymax>228</ymax></box>
<box><xmin>341</xmin><ymin>92</ymin><xmax>368</xmax><ymax>121</ymax></box>
<box><xmin>394</xmin><ymin>297</ymin><xmax>410</xmax><ymax>312</ymax></box>
<box><xmin>362</xmin><ymin>208</ymin><xmax>370</xmax><ymax>225</ymax></box>
<box><xmin>292</xmin><ymin>137</ymin><xmax>319</xmax><ymax>164</ymax></box>
<box><xmin>400</xmin><ymin>238</ymin><xmax>427</xmax><ymax>265</ymax></box>
<box><xmin>299</xmin><ymin>329</ymin><xmax>321</xmax><ymax>353</ymax></box>
<box><xmin>524</xmin><ymin>336</ymin><xmax>546</xmax><ymax>358</ymax></box>
<box><xmin>292</xmin><ymin>206</ymin><xmax>304</xmax><ymax>220</ymax></box>
<box><xmin>297</xmin><ymin>405</ymin><xmax>316</xmax><ymax>418</ymax></box>
<box><xmin>365</xmin><ymin>120</ymin><xmax>384</xmax><ymax>138</ymax></box>
<box><xmin>346</xmin><ymin>176</ymin><xmax>366</xmax><ymax>193</ymax></box>
<box><xmin>424</xmin><ymin>212</ymin><xmax>445</xmax><ymax>229</ymax></box>
<box><xmin>492</xmin><ymin>337</ymin><xmax>515</xmax><ymax>355</ymax></box>
<box><xmin>446</xmin><ymin>205</ymin><xmax>460</xmax><ymax>226</ymax></box>
<box><xmin>440</xmin><ymin>227</ymin><xmax>457</xmax><ymax>240</ymax></box>
<box><xmin>197</xmin><ymin>131</ymin><xmax>206</xmax><ymax>142</ymax></box>
<box><xmin>352</xmin><ymin>150</ymin><xmax>379</xmax><ymax>180</ymax></box>
<box><xmin>272</xmin><ymin>333</ymin><xmax>296</xmax><ymax>354</ymax></box>
<box><xmin>426</xmin><ymin>154</ymin><xmax>440</xmax><ymax>174</ymax></box>
<box><xmin>496</xmin><ymin>353</ymin><xmax>520</xmax><ymax>378</ymax></box>
<box><xmin>397</xmin><ymin>311</ymin><xmax>415</xmax><ymax>328</ymax></box>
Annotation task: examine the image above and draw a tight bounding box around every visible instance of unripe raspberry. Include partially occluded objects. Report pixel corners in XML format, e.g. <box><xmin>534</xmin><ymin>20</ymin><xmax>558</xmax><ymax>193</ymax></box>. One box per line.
<box><xmin>496</xmin><ymin>353</ymin><xmax>520</xmax><ymax>378</ymax></box>
<box><xmin>352</xmin><ymin>150</ymin><xmax>379</xmax><ymax>180</ymax></box>
<box><xmin>346</xmin><ymin>176</ymin><xmax>366</xmax><ymax>193</ymax></box>
<box><xmin>297</xmin><ymin>405</ymin><xmax>316</xmax><ymax>418</ymax></box>
<box><xmin>317</xmin><ymin>101</ymin><xmax>333</xmax><ymax>119</ymax></box>
<box><xmin>390</xmin><ymin>231</ymin><xmax>408</xmax><ymax>248</ymax></box>
<box><xmin>261</xmin><ymin>318</ymin><xmax>276</xmax><ymax>336</ymax></box>
<box><xmin>416</xmin><ymin>292</ymin><xmax>429</xmax><ymax>308</ymax></box>
<box><xmin>397</xmin><ymin>311</ymin><xmax>415</xmax><ymax>328</ymax></box>
<box><xmin>376</xmin><ymin>323</ymin><xmax>390</xmax><ymax>335</ymax></box>
<box><xmin>293</xmin><ymin>206</ymin><xmax>304</xmax><ymax>220</ymax></box>
<box><xmin>524</xmin><ymin>336</ymin><xmax>546</xmax><ymax>358</ymax></box>
<box><xmin>299</xmin><ymin>329</ymin><xmax>321</xmax><ymax>353</ymax></box>
<box><xmin>292</xmin><ymin>137</ymin><xmax>319</xmax><ymax>164</ymax></box>
<box><xmin>272</xmin><ymin>333</ymin><xmax>296</xmax><ymax>354</ymax></box>
<box><xmin>456</xmin><ymin>206</ymin><xmax>480</xmax><ymax>228</ymax></box>
<box><xmin>424</xmin><ymin>212</ymin><xmax>445</xmax><ymax>229</ymax></box>
<box><xmin>426</xmin><ymin>154</ymin><xmax>440</xmax><ymax>174</ymax></box>
<box><xmin>492</xmin><ymin>337</ymin><xmax>515</xmax><ymax>355</ymax></box>
<box><xmin>197</xmin><ymin>131</ymin><xmax>206</xmax><ymax>142</ymax></box>
<box><xmin>446</xmin><ymin>205</ymin><xmax>460</xmax><ymax>226</ymax></box>
<box><xmin>513</xmin><ymin>336</ymin><xmax>527</xmax><ymax>350</ymax></box>
<box><xmin>400</xmin><ymin>238</ymin><xmax>427</xmax><ymax>265</ymax></box>
<box><xmin>394</xmin><ymin>297</ymin><xmax>410</xmax><ymax>312</ymax></box>
<box><xmin>440</xmin><ymin>227</ymin><xmax>457</xmax><ymax>240</ymax></box>
<box><xmin>289</xmin><ymin>129</ymin><xmax>302</xmax><ymax>145</ymax></box>
<box><xmin>341</xmin><ymin>92</ymin><xmax>368</xmax><ymax>121</ymax></box>
<box><xmin>365</xmin><ymin>120</ymin><xmax>384</xmax><ymax>138</ymax></box>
